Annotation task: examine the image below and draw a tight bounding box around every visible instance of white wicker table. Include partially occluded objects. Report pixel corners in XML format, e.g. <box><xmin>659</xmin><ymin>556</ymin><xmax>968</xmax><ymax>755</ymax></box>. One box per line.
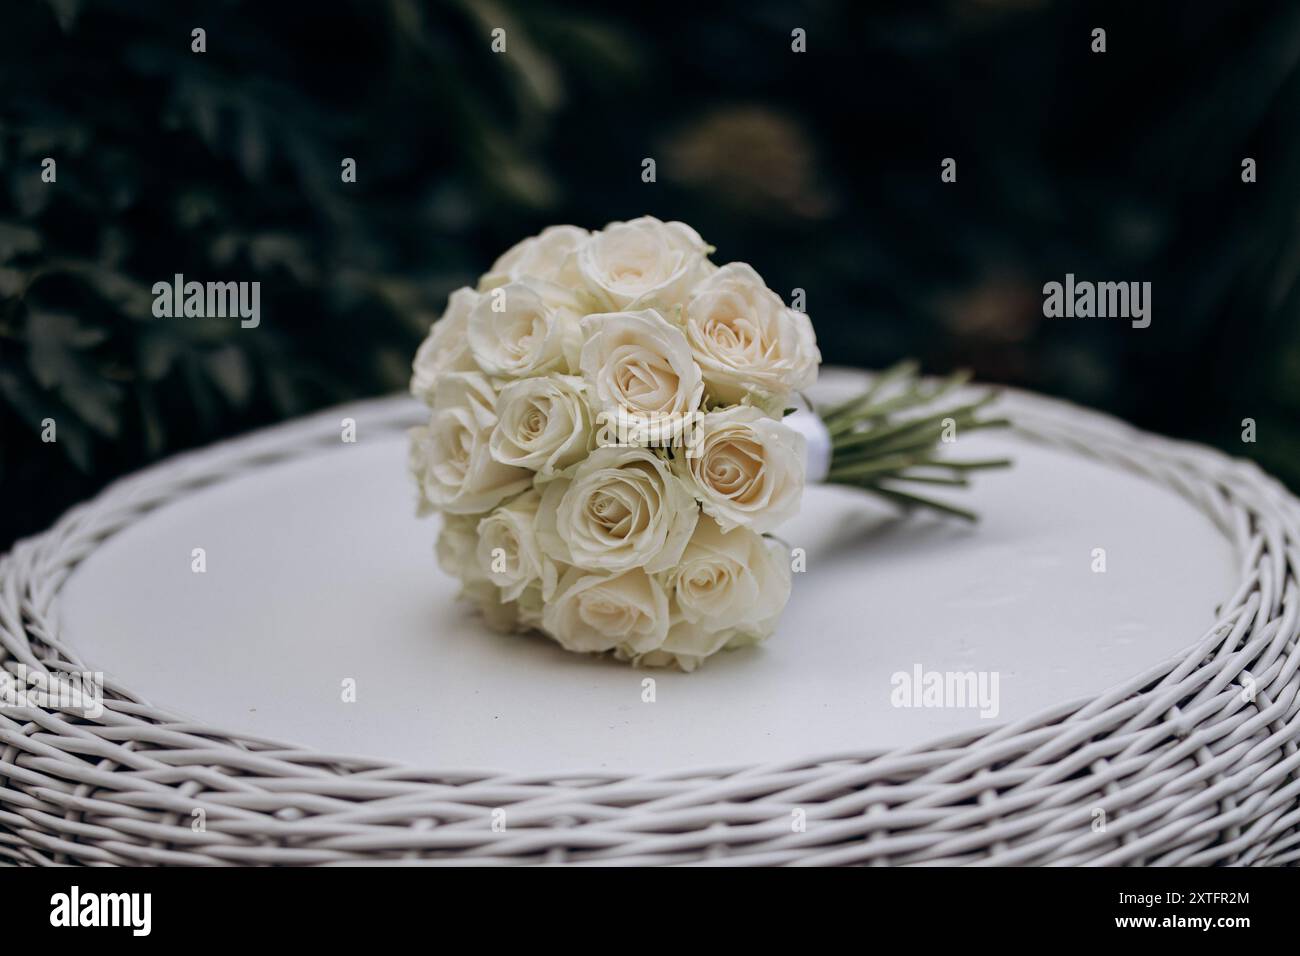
<box><xmin>1</xmin><ymin>371</ymin><xmax>1298</xmax><ymax>865</ymax></box>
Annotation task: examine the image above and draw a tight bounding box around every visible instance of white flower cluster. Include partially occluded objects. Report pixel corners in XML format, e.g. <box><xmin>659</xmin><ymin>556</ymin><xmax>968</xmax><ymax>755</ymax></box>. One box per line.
<box><xmin>409</xmin><ymin>217</ymin><xmax>820</xmax><ymax>669</ymax></box>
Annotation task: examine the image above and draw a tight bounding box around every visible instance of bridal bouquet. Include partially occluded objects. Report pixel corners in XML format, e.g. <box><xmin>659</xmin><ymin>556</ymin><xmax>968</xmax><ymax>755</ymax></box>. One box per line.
<box><xmin>410</xmin><ymin>217</ymin><xmax>1008</xmax><ymax>669</ymax></box>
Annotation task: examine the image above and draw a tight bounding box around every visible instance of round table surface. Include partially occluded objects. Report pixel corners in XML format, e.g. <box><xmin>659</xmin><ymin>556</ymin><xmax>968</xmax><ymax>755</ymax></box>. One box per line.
<box><xmin>59</xmin><ymin>373</ymin><xmax>1237</xmax><ymax>774</ymax></box>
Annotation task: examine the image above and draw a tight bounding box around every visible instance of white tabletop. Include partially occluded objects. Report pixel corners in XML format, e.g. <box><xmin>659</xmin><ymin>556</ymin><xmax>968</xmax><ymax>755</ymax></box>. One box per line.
<box><xmin>60</xmin><ymin>382</ymin><xmax>1237</xmax><ymax>774</ymax></box>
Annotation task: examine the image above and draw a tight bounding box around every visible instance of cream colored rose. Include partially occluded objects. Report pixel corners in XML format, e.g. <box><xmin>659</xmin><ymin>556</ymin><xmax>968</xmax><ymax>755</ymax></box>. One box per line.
<box><xmin>437</xmin><ymin>516</ymin><xmax>524</xmax><ymax>633</ymax></box>
<box><xmin>460</xmin><ymin>579</ymin><xmax>526</xmax><ymax>634</ymax></box>
<box><xmin>436</xmin><ymin>513</ymin><xmax>483</xmax><ymax>579</ymax></box>
<box><xmin>543</xmin><ymin>566</ymin><xmax>669</xmax><ymax>654</ymax></box>
<box><xmin>515</xmin><ymin>579</ymin><xmax>547</xmax><ymax>630</ymax></box>
<box><xmin>575</xmin><ymin>216</ymin><xmax>712</xmax><ymax>310</ymax></box>
<box><xmin>410</xmin><ymin>288</ymin><xmax>480</xmax><ymax>405</ymax></box>
<box><xmin>479</xmin><ymin>225</ymin><xmax>589</xmax><ymax>290</ymax></box>
<box><xmin>475</xmin><ymin>490</ymin><xmax>559</xmax><ymax>602</ymax></box>
<box><xmin>649</xmin><ymin>616</ymin><xmax>783</xmax><ymax>671</ymax></box>
<box><xmin>683</xmin><ymin>262</ymin><xmax>820</xmax><ymax>405</ymax></box>
<box><xmin>628</xmin><ymin>614</ymin><xmax>784</xmax><ymax>671</ymax></box>
<box><xmin>468</xmin><ymin>279</ymin><xmax>582</xmax><ymax>379</ymax></box>
<box><xmin>489</xmin><ymin>374</ymin><xmax>594</xmax><ymax>476</ymax></box>
<box><xmin>666</xmin><ymin>518</ymin><xmax>790</xmax><ymax>634</ymax></box>
<box><xmin>633</xmin><ymin>522</ymin><xmax>790</xmax><ymax>670</ymax></box>
<box><xmin>677</xmin><ymin>406</ymin><xmax>805</xmax><ymax>533</ymax></box>
<box><xmin>652</xmin><ymin>622</ymin><xmax>734</xmax><ymax>670</ymax></box>
<box><xmin>579</xmin><ymin>309</ymin><xmax>703</xmax><ymax>439</ymax></box>
<box><xmin>536</xmin><ymin>445</ymin><xmax>698</xmax><ymax>574</ymax></box>
<box><xmin>409</xmin><ymin>372</ymin><xmax>532</xmax><ymax>515</ymax></box>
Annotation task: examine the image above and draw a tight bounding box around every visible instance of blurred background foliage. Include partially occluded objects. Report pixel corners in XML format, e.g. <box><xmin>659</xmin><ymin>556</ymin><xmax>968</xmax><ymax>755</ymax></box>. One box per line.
<box><xmin>2</xmin><ymin>0</ymin><xmax>1299</xmax><ymax>548</ymax></box>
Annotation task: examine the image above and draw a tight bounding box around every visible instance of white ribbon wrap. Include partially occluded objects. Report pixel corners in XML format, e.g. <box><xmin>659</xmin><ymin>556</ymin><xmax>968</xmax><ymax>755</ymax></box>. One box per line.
<box><xmin>784</xmin><ymin>408</ymin><xmax>832</xmax><ymax>485</ymax></box>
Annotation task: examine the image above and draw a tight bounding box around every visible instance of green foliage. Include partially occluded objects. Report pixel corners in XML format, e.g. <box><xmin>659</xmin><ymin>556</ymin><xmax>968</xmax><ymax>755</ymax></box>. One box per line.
<box><xmin>2</xmin><ymin>0</ymin><xmax>1298</xmax><ymax>547</ymax></box>
<box><xmin>0</xmin><ymin>0</ymin><xmax>602</xmax><ymax>543</ymax></box>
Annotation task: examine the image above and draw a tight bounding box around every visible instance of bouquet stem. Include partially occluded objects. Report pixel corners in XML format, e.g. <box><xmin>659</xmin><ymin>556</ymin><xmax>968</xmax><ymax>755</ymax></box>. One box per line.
<box><xmin>817</xmin><ymin>362</ymin><xmax>1012</xmax><ymax>521</ymax></box>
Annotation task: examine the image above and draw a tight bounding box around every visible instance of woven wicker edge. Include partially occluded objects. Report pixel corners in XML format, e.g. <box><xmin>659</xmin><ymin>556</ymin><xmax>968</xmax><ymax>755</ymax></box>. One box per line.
<box><xmin>1</xmin><ymin>384</ymin><xmax>1298</xmax><ymax>865</ymax></box>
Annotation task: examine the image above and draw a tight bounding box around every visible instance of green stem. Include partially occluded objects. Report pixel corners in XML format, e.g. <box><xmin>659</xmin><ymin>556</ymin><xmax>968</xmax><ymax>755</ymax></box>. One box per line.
<box><xmin>821</xmin><ymin>360</ymin><xmax>919</xmax><ymax>422</ymax></box>
<box><xmin>931</xmin><ymin>458</ymin><xmax>1013</xmax><ymax>471</ymax></box>
<box><xmin>819</xmin><ymin>366</ymin><xmax>1012</xmax><ymax>521</ymax></box>
<box><xmin>832</xmin><ymin>394</ymin><xmax>1000</xmax><ymax>452</ymax></box>
<box><xmin>834</xmin><ymin>418</ymin><xmax>1012</xmax><ymax>464</ymax></box>
<box><xmin>863</xmin><ymin>484</ymin><xmax>980</xmax><ymax>522</ymax></box>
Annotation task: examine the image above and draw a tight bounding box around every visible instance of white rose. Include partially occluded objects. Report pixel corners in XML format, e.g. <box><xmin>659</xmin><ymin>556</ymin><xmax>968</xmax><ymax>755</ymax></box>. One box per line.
<box><xmin>622</xmin><ymin>648</ymin><xmax>677</xmax><ymax>669</ymax></box>
<box><xmin>490</xmin><ymin>374</ymin><xmax>594</xmax><ymax>476</ymax></box>
<box><xmin>410</xmin><ymin>288</ymin><xmax>480</xmax><ymax>405</ymax></box>
<box><xmin>437</xmin><ymin>517</ymin><xmax>524</xmax><ymax>633</ymax></box>
<box><xmin>479</xmin><ymin>225</ymin><xmax>589</xmax><ymax>290</ymax></box>
<box><xmin>436</xmin><ymin>513</ymin><xmax>483</xmax><ymax>580</ymax></box>
<box><xmin>576</xmin><ymin>216</ymin><xmax>713</xmax><ymax>310</ymax></box>
<box><xmin>579</xmin><ymin>309</ymin><xmax>703</xmax><ymax>439</ymax></box>
<box><xmin>666</xmin><ymin>518</ymin><xmax>790</xmax><ymax>634</ymax></box>
<box><xmin>536</xmin><ymin>445</ymin><xmax>698</xmax><ymax>574</ymax></box>
<box><xmin>516</xmin><ymin>579</ymin><xmax>549</xmax><ymax>630</ymax></box>
<box><xmin>649</xmin><ymin>615</ymin><xmax>783</xmax><ymax>672</ymax></box>
<box><xmin>543</xmin><ymin>566</ymin><xmax>669</xmax><ymax>655</ymax></box>
<box><xmin>409</xmin><ymin>372</ymin><xmax>532</xmax><ymax>515</ymax></box>
<box><xmin>475</xmin><ymin>490</ymin><xmax>560</xmax><ymax>602</ymax></box>
<box><xmin>461</xmin><ymin>579</ymin><xmax>527</xmax><ymax>634</ymax></box>
<box><xmin>683</xmin><ymin>262</ymin><xmax>820</xmax><ymax>405</ymax></box>
<box><xmin>630</xmin><ymin>522</ymin><xmax>790</xmax><ymax>670</ymax></box>
<box><xmin>468</xmin><ymin>279</ymin><xmax>582</xmax><ymax>379</ymax></box>
<box><xmin>629</xmin><ymin>617</ymin><xmax>782</xmax><ymax>671</ymax></box>
<box><xmin>651</xmin><ymin>622</ymin><xmax>733</xmax><ymax>671</ymax></box>
<box><xmin>677</xmin><ymin>406</ymin><xmax>805</xmax><ymax>533</ymax></box>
